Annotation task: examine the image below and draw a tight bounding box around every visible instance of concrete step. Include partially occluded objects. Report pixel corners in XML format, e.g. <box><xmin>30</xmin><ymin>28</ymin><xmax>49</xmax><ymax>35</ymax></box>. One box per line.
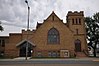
<box><xmin>76</xmin><ymin>52</ymin><xmax>87</xmax><ymax>57</ymax></box>
<box><xmin>14</xmin><ymin>57</ymin><xmax>31</xmax><ymax>60</ymax></box>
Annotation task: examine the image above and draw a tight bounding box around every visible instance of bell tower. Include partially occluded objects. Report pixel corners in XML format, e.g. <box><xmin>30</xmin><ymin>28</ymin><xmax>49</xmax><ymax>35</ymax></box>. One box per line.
<box><xmin>67</xmin><ymin>11</ymin><xmax>88</xmax><ymax>56</ymax></box>
<box><xmin>67</xmin><ymin>11</ymin><xmax>85</xmax><ymax>35</ymax></box>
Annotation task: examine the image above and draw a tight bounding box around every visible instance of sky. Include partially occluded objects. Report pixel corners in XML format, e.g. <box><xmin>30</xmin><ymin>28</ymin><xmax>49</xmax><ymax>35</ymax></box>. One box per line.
<box><xmin>0</xmin><ymin>0</ymin><xmax>99</xmax><ymax>36</ymax></box>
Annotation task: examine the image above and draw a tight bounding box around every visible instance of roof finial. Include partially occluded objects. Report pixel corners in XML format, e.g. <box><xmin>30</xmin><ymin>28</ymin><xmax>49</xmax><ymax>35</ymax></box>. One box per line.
<box><xmin>52</xmin><ymin>11</ymin><xmax>54</xmax><ymax>13</ymax></box>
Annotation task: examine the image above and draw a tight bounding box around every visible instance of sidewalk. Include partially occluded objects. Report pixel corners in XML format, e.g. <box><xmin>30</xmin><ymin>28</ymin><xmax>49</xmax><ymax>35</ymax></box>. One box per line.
<box><xmin>0</xmin><ymin>57</ymin><xmax>99</xmax><ymax>61</ymax></box>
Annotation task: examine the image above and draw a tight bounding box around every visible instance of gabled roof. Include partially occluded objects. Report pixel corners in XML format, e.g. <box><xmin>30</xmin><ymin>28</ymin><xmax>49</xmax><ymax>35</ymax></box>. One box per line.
<box><xmin>45</xmin><ymin>11</ymin><xmax>62</xmax><ymax>21</ymax></box>
<box><xmin>16</xmin><ymin>39</ymin><xmax>36</xmax><ymax>47</ymax></box>
<box><xmin>36</xmin><ymin>11</ymin><xmax>64</xmax><ymax>29</ymax></box>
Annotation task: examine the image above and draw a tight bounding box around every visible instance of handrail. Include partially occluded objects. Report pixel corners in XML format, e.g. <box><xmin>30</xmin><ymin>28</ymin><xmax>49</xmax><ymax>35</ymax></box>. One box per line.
<box><xmin>83</xmin><ymin>49</ymin><xmax>89</xmax><ymax>56</ymax></box>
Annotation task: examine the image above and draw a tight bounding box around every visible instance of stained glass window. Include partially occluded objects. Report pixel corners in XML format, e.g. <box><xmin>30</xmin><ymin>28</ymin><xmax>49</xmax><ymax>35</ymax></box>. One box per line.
<box><xmin>48</xmin><ymin>28</ymin><xmax>59</xmax><ymax>44</ymax></box>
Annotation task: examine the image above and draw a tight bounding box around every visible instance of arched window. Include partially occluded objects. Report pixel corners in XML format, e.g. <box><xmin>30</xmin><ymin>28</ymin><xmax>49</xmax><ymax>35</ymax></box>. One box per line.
<box><xmin>79</xmin><ymin>18</ymin><xmax>81</xmax><ymax>24</ymax></box>
<box><xmin>75</xmin><ymin>39</ymin><xmax>81</xmax><ymax>52</ymax></box>
<box><xmin>48</xmin><ymin>28</ymin><xmax>60</xmax><ymax>44</ymax></box>
<box><xmin>72</xmin><ymin>19</ymin><xmax>74</xmax><ymax>24</ymax></box>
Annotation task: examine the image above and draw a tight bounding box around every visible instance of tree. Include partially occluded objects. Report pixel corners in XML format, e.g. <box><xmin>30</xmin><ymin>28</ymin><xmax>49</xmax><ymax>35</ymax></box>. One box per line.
<box><xmin>0</xmin><ymin>21</ymin><xmax>4</xmax><ymax>31</ymax></box>
<box><xmin>85</xmin><ymin>12</ymin><xmax>99</xmax><ymax>57</ymax></box>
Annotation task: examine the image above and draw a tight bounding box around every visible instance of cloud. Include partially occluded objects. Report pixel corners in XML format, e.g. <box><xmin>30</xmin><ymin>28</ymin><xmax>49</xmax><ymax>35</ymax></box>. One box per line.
<box><xmin>0</xmin><ymin>0</ymin><xmax>99</xmax><ymax>36</ymax></box>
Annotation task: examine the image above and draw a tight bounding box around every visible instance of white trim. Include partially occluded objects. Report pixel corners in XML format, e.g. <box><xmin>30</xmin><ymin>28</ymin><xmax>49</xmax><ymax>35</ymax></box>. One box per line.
<box><xmin>16</xmin><ymin>39</ymin><xmax>36</xmax><ymax>47</ymax></box>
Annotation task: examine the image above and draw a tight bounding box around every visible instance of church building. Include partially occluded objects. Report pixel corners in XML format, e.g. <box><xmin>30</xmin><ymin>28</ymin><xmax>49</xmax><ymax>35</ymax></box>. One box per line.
<box><xmin>0</xmin><ymin>11</ymin><xmax>88</xmax><ymax>58</ymax></box>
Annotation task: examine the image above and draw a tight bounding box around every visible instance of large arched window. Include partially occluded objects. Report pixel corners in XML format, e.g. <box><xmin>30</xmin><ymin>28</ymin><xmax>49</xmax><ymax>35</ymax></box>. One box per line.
<box><xmin>48</xmin><ymin>28</ymin><xmax>60</xmax><ymax>44</ymax></box>
<box><xmin>75</xmin><ymin>39</ymin><xmax>81</xmax><ymax>52</ymax></box>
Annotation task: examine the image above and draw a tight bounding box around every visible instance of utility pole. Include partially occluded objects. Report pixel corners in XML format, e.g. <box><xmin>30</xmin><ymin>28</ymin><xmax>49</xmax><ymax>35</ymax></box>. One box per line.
<box><xmin>25</xmin><ymin>0</ymin><xmax>30</xmax><ymax>60</ymax></box>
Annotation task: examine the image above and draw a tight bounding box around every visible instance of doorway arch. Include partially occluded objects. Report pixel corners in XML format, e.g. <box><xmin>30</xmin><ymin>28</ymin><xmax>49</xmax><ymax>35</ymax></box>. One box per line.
<box><xmin>75</xmin><ymin>39</ymin><xmax>81</xmax><ymax>52</ymax></box>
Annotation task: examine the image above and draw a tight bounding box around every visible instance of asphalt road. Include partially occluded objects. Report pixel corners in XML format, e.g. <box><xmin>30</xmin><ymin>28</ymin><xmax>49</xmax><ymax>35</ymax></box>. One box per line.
<box><xmin>0</xmin><ymin>59</ymin><xmax>99</xmax><ymax>66</ymax></box>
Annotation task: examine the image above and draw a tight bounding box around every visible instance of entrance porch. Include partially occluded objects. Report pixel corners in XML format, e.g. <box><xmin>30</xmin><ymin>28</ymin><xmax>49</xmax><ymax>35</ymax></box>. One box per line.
<box><xmin>16</xmin><ymin>40</ymin><xmax>36</xmax><ymax>57</ymax></box>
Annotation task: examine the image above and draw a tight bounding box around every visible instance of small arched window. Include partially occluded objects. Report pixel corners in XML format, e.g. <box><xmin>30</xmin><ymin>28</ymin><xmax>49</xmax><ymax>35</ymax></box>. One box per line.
<box><xmin>48</xmin><ymin>28</ymin><xmax>60</xmax><ymax>44</ymax></box>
